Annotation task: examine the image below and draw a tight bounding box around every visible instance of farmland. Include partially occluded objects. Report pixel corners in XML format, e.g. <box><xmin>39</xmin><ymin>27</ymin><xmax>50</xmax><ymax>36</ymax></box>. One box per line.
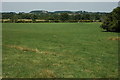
<box><xmin>2</xmin><ymin>23</ymin><xmax>119</xmax><ymax>78</ymax></box>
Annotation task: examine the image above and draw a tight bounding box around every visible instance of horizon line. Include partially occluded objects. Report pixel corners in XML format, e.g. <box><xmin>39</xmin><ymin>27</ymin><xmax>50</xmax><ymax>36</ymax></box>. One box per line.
<box><xmin>1</xmin><ymin>9</ymin><xmax>112</xmax><ymax>13</ymax></box>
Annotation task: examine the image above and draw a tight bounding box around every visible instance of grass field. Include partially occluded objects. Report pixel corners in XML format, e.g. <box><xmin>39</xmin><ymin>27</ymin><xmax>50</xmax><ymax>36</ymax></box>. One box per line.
<box><xmin>2</xmin><ymin>23</ymin><xmax>119</xmax><ymax>78</ymax></box>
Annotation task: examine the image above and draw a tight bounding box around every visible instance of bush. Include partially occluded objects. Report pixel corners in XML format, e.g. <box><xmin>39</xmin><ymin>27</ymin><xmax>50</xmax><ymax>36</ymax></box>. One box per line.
<box><xmin>101</xmin><ymin>7</ymin><xmax>120</xmax><ymax>32</ymax></box>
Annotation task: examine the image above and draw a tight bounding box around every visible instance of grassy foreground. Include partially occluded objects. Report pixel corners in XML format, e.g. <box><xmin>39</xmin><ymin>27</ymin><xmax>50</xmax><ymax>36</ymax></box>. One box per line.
<box><xmin>2</xmin><ymin>23</ymin><xmax>119</xmax><ymax>78</ymax></box>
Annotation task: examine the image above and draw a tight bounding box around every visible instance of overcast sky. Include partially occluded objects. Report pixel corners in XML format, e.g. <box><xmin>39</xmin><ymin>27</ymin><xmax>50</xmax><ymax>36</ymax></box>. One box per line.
<box><xmin>1</xmin><ymin>0</ymin><xmax>120</xmax><ymax>2</ymax></box>
<box><xmin>2</xmin><ymin>2</ymin><xmax>119</xmax><ymax>13</ymax></box>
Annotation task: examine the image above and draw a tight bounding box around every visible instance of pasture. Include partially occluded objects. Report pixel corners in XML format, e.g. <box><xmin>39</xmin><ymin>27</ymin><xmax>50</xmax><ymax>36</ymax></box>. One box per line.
<box><xmin>2</xmin><ymin>23</ymin><xmax>119</xmax><ymax>78</ymax></box>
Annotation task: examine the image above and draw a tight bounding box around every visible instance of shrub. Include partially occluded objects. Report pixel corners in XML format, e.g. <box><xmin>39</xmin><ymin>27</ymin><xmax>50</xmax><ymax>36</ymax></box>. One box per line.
<box><xmin>101</xmin><ymin>7</ymin><xmax>120</xmax><ymax>32</ymax></box>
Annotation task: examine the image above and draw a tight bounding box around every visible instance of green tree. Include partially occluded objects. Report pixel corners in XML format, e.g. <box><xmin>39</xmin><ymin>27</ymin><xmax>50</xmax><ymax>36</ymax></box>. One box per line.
<box><xmin>60</xmin><ymin>13</ymin><xmax>69</xmax><ymax>22</ymax></box>
<box><xmin>101</xmin><ymin>7</ymin><xmax>120</xmax><ymax>32</ymax></box>
<box><xmin>10</xmin><ymin>14</ymin><xmax>18</xmax><ymax>23</ymax></box>
<box><xmin>74</xmin><ymin>14</ymin><xmax>81</xmax><ymax>20</ymax></box>
<box><xmin>30</xmin><ymin>14</ymin><xmax>38</xmax><ymax>23</ymax></box>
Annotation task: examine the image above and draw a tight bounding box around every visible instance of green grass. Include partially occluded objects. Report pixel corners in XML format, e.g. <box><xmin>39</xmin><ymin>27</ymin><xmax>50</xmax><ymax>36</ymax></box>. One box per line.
<box><xmin>2</xmin><ymin>23</ymin><xmax>119</xmax><ymax>78</ymax></box>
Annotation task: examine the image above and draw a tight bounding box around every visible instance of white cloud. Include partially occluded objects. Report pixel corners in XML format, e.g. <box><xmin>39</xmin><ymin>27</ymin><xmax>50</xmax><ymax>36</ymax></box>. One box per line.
<box><xmin>1</xmin><ymin>0</ymin><xmax>120</xmax><ymax>2</ymax></box>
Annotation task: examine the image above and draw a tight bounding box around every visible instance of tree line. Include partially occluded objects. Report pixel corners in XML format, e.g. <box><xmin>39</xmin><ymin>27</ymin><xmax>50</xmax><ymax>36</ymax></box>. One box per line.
<box><xmin>1</xmin><ymin>10</ymin><xmax>106</xmax><ymax>23</ymax></box>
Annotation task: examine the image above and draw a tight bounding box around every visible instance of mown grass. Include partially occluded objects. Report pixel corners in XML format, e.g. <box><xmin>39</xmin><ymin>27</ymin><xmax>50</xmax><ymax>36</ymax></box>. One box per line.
<box><xmin>2</xmin><ymin>23</ymin><xmax>119</xmax><ymax>78</ymax></box>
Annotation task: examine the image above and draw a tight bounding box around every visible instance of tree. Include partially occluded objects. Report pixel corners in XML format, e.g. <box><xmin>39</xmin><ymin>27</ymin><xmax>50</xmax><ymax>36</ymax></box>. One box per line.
<box><xmin>30</xmin><ymin>14</ymin><xmax>38</xmax><ymax>23</ymax></box>
<box><xmin>74</xmin><ymin>14</ymin><xmax>81</xmax><ymax>20</ymax></box>
<box><xmin>10</xmin><ymin>14</ymin><xmax>18</xmax><ymax>23</ymax></box>
<box><xmin>101</xmin><ymin>7</ymin><xmax>120</xmax><ymax>32</ymax></box>
<box><xmin>60</xmin><ymin>13</ymin><xmax>69</xmax><ymax>22</ymax></box>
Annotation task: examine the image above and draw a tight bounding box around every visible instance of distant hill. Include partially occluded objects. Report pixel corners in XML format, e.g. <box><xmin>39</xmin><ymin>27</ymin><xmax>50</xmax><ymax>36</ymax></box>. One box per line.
<box><xmin>29</xmin><ymin>10</ymin><xmax>106</xmax><ymax>14</ymax></box>
<box><xmin>30</xmin><ymin>10</ymin><xmax>48</xmax><ymax>14</ymax></box>
<box><xmin>53</xmin><ymin>11</ymin><xmax>73</xmax><ymax>13</ymax></box>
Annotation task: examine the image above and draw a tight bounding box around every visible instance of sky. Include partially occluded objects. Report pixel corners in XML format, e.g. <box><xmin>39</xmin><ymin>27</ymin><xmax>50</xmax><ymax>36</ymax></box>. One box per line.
<box><xmin>1</xmin><ymin>0</ymin><xmax>120</xmax><ymax>2</ymax></box>
<box><xmin>2</xmin><ymin>2</ymin><xmax>119</xmax><ymax>13</ymax></box>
